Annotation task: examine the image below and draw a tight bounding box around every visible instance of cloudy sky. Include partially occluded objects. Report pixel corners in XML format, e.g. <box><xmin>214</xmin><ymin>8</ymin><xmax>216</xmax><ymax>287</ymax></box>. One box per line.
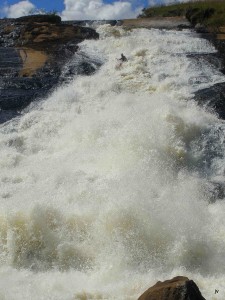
<box><xmin>0</xmin><ymin>0</ymin><xmax>189</xmax><ymax>20</ymax></box>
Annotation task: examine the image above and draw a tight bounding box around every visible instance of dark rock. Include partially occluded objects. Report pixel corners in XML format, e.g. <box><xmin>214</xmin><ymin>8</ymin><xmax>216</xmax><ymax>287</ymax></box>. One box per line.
<box><xmin>189</xmin><ymin>27</ymin><xmax>225</xmax><ymax>128</ymax></box>
<box><xmin>0</xmin><ymin>110</ymin><xmax>20</xmax><ymax>124</ymax></box>
<box><xmin>16</xmin><ymin>14</ymin><xmax>62</xmax><ymax>24</ymax></box>
<box><xmin>0</xmin><ymin>15</ymin><xmax>100</xmax><ymax>122</ymax></box>
<box><xmin>211</xmin><ymin>38</ymin><xmax>225</xmax><ymax>75</ymax></box>
<box><xmin>177</xmin><ymin>24</ymin><xmax>192</xmax><ymax>30</ymax></box>
<box><xmin>0</xmin><ymin>47</ymin><xmax>22</xmax><ymax>73</ymax></box>
<box><xmin>0</xmin><ymin>89</ymin><xmax>40</xmax><ymax>110</ymax></box>
<box><xmin>206</xmin><ymin>180</ymin><xmax>225</xmax><ymax>203</ymax></box>
<box><xmin>195</xmin><ymin>23</ymin><xmax>208</xmax><ymax>33</ymax></box>
<box><xmin>197</xmin><ymin>32</ymin><xmax>225</xmax><ymax>75</ymax></box>
<box><xmin>138</xmin><ymin>276</ymin><xmax>206</xmax><ymax>300</ymax></box>
<box><xmin>60</xmin><ymin>52</ymin><xmax>102</xmax><ymax>82</ymax></box>
<box><xmin>194</xmin><ymin>82</ymin><xmax>225</xmax><ymax>119</ymax></box>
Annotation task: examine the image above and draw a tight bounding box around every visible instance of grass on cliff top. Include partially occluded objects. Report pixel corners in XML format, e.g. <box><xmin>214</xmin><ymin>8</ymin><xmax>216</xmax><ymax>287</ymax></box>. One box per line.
<box><xmin>139</xmin><ymin>0</ymin><xmax>225</xmax><ymax>28</ymax></box>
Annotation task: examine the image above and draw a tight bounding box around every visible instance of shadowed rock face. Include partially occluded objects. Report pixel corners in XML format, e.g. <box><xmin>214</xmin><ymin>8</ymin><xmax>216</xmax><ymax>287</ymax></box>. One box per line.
<box><xmin>138</xmin><ymin>276</ymin><xmax>206</xmax><ymax>300</ymax></box>
<box><xmin>0</xmin><ymin>15</ymin><xmax>100</xmax><ymax>123</ymax></box>
<box><xmin>194</xmin><ymin>82</ymin><xmax>225</xmax><ymax>120</ymax></box>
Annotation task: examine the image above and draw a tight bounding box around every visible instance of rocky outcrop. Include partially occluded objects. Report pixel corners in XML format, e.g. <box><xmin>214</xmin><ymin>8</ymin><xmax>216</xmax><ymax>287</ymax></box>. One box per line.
<box><xmin>138</xmin><ymin>276</ymin><xmax>206</xmax><ymax>300</ymax></box>
<box><xmin>189</xmin><ymin>31</ymin><xmax>225</xmax><ymax>121</ymax></box>
<box><xmin>16</xmin><ymin>14</ymin><xmax>62</xmax><ymax>24</ymax></box>
<box><xmin>0</xmin><ymin>15</ymin><xmax>99</xmax><ymax>49</ymax></box>
<box><xmin>211</xmin><ymin>36</ymin><xmax>225</xmax><ymax>75</ymax></box>
<box><xmin>0</xmin><ymin>15</ymin><xmax>100</xmax><ymax>123</ymax></box>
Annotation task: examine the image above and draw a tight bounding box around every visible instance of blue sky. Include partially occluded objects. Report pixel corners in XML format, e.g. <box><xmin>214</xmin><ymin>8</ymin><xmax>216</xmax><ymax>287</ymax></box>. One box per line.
<box><xmin>4</xmin><ymin>0</ymin><xmax>65</xmax><ymax>12</ymax></box>
<box><xmin>3</xmin><ymin>0</ymin><xmax>150</xmax><ymax>12</ymax></box>
<box><xmin>0</xmin><ymin>0</ymin><xmax>176</xmax><ymax>20</ymax></box>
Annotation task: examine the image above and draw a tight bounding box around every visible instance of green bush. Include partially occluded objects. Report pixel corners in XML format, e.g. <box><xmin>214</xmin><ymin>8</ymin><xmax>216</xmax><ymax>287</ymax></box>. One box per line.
<box><xmin>138</xmin><ymin>0</ymin><xmax>225</xmax><ymax>28</ymax></box>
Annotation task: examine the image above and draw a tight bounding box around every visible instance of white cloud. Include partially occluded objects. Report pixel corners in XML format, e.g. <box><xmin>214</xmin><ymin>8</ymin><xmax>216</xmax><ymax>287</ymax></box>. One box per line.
<box><xmin>61</xmin><ymin>0</ymin><xmax>143</xmax><ymax>20</ymax></box>
<box><xmin>148</xmin><ymin>0</ymin><xmax>159</xmax><ymax>5</ymax></box>
<box><xmin>3</xmin><ymin>0</ymin><xmax>35</xmax><ymax>18</ymax></box>
<box><xmin>148</xmin><ymin>0</ymin><xmax>191</xmax><ymax>5</ymax></box>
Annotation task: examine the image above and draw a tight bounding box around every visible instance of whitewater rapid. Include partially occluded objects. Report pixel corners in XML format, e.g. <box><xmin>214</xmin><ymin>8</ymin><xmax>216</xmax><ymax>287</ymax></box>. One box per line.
<box><xmin>0</xmin><ymin>25</ymin><xmax>225</xmax><ymax>299</ymax></box>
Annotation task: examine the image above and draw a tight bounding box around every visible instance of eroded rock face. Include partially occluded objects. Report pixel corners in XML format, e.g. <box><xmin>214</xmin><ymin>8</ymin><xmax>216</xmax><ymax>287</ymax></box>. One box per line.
<box><xmin>0</xmin><ymin>15</ymin><xmax>100</xmax><ymax>123</ymax></box>
<box><xmin>0</xmin><ymin>15</ymin><xmax>99</xmax><ymax>49</ymax></box>
<box><xmin>138</xmin><ymin>276</ymin><xmax>206</xmax><ymax>300</ymax></box>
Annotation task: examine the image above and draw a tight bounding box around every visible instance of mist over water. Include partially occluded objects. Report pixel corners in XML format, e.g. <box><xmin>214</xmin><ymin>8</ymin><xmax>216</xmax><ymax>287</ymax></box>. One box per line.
<box><xmin>0</xmin><ymin>25</ymin><xmax>225</xmax><ymax>299</ymax></box>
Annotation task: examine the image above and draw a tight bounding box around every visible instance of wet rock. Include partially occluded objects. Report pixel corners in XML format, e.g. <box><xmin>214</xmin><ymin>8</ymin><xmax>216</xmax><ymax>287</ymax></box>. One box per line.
<box><xmin>0</xmin><ymin>15</ymin><xmax>100</xmax><ymax>123</ymax></box>
<box><xmin>0</xmin><ymin>47</ymin><xmax>22</xmax><ymax>75</ymax></box>
<box><xmin>206</xmin><ymin>180</ymin><xmax>225</xmax><ymax>203</ymax></box>
<box><xmin>60</xmin><ymin>52</ymin><xmax>102</xmax><ymax>83</ymax></box>
<box><xmin>195</xmin><ymin>23</ymin><xmax>208</xmax><ymax>33</ymax></box>
<box><xmin>198</xmin><ymin>32</ymin><xmax>225</xmax><ymax>75</ymax></box>
<box><xmin>138</xmin><ymin>276</ymin><xmax>206</xmax><ymax>300</ymax></box>
<box><xmin>192</xmin><ymin>31</ymin><xmax>225</xmax><ymax>122</ymax></box>
<box><xmin>194</xmin><ymin>82</ymin><xmax>225</xmax><ymax>119</ymax></box>
<box><xmin>212</xmin><ymin>38</ymin><xmax>225</xmax><ymax>75</ymax></box>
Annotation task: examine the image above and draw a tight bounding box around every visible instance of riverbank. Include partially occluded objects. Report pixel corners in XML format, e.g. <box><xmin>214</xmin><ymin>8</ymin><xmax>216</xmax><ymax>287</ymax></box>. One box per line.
<box><xmin>121</xmin><ymin>16</ymin><xmax>191</xmax><ymax>30</ymax></box>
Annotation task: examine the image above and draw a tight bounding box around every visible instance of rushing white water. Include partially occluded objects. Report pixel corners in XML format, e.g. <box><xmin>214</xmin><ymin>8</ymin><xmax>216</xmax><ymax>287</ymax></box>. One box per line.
<box><xmin>0</xmin><ymin>25</ymin><xmax>225</xmax><ymax>299</ymax></box>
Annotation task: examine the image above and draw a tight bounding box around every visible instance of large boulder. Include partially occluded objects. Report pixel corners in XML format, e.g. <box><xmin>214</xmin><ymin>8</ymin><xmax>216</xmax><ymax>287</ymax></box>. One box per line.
<box><xmin>138</xmin><ymin>276</ymin><xmax>206</xmax><ymax>300</ymax></box>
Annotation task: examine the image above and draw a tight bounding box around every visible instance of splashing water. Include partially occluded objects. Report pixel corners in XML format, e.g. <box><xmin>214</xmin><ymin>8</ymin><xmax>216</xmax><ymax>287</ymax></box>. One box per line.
<box><xmin>0</xmin><ymin>25</ymin><xmax>225</xmax><ymax>299</ymax></box>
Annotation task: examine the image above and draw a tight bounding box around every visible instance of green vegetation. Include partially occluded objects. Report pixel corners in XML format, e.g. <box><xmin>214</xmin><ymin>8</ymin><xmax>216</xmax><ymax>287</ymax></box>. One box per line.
<box><xmin>139</xmin><ymin>0</ymin><xmax>225</xmax><ymax>28</ymax></box>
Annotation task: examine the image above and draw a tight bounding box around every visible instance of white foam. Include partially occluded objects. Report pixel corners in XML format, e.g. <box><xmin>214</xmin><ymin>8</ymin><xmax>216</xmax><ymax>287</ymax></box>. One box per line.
<box><xmin>0</xmin><ymin>25</ymin><xmax>225</xmax><ymax>299</ymax></box>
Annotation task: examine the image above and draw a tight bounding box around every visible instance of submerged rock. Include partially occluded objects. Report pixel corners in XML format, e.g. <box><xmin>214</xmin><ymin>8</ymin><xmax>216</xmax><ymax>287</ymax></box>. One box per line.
<box><xmin>0</xmin><ymin>15</ymin><xmax>100</xmax><ymax>123</ymax></box>
<box><xmin>138</xmin><ymin>276</ymin><xmax>206</xmax><ymax>300</ymax></box>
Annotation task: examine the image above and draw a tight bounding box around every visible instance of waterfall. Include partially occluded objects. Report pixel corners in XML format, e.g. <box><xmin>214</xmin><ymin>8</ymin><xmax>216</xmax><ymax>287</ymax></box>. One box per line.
<box><xmin>0</xmin><ymin>24</ymin><xmax>225</xmax><ymax>299</ymax></box>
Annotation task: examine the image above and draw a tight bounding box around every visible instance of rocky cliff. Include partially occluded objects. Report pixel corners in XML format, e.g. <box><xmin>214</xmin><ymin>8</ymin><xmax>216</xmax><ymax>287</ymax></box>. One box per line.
<box><xmin>0</xmin><ymin>15</ymin><xmax>100</xmax><ymax>123</ymax></box>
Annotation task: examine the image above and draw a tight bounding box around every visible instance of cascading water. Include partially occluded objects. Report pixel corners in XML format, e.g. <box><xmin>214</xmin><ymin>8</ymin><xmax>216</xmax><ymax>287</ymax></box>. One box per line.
<box><xmin>0</xmin><ymin>24</ymin><xmax>225</xmax><ymax>299</ymax></box>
